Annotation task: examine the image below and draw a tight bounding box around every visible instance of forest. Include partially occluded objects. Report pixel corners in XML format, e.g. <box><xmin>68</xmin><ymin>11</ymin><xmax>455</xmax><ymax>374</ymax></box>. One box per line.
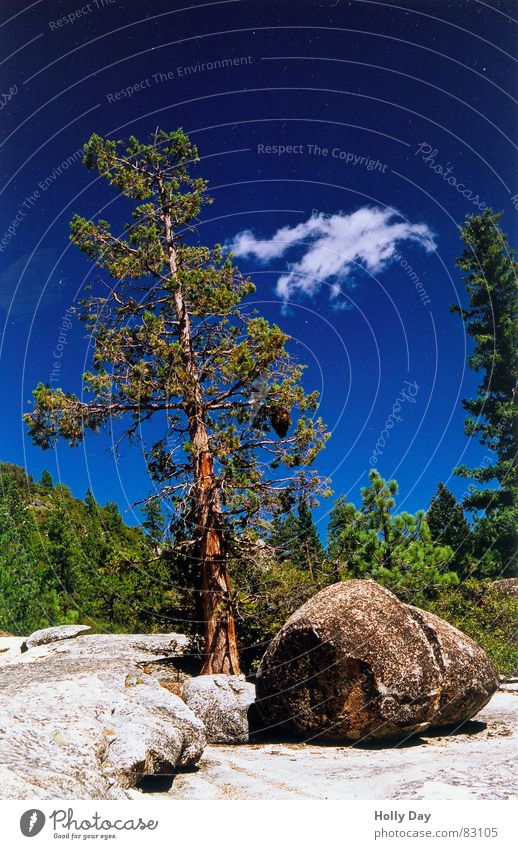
<box><xmin>1</xmin><ymin>461</ymin><xmax>516</xmax><ymax>674</ymax></box>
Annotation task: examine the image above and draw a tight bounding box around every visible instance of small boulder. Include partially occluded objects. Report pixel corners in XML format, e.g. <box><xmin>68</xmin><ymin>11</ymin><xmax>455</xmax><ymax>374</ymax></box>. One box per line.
<box><xmin>256</xmin><ymin>580</ymin><xmax>498</xmax><ymax>742</ymax></box>
<box><xmin>13</xmin><ymin>632</ymin><xmax>191</xmax><ymax>687</ymax></box>
<box><xmin>22</xmin><ymin>624</ymin><xmax>91</xmax><ymax>651</ymax></box>
<box><xmin>182</xmin><ymin>675</ymin><xmax>256</xmax><ymax>743</ymax></box>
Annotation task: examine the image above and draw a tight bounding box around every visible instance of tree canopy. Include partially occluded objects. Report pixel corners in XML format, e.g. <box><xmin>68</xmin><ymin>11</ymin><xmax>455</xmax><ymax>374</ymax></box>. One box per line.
<box><xmin>452</xmin><ymin>210</ymin><xmax>518</xmax><ymax>575</ymax></box>
<box><xmin>24</xmin><ymin>129</ymin><xmax>329</xmax><ymax>672</ymax></box>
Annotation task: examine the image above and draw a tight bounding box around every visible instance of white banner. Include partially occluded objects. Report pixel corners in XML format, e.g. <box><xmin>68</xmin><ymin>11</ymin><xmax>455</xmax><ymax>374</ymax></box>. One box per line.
<box><xmin>2</xmin><ymin>799</ymin><xmax>515</xmax><ymax>849</ymax></box>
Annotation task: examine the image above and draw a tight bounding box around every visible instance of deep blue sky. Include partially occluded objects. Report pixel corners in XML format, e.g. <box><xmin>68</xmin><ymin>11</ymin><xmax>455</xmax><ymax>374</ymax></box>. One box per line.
<box><xmin>0</xmin><ymin>0</ymin><xmax>516</xmax><ymax>533</ymax></box>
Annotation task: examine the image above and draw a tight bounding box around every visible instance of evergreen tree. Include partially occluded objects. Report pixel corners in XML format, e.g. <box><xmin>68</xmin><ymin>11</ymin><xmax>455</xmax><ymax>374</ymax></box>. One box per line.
<box><xmin>327</xmin><ymin>470</ymin><xmax>458</xmax><ymax>604</ymax></box>
<box><xmin>40</xmin><ymin>469</ymin><xmax>53</xmax><ymax>489</ymax></box>
<box><xmin>141</xmin><ymin>498</ymin><xmax>166</xmax><ymax>551</ymax></box>
<box><xmin>452</xmin><ymin>210</ymin><xmax>518</xmax><ymax>575</ymax></box>
<box><xmin>427</xmin><ymin>482</ymin><xmax>472</xmax><ymax>576</ymax></box>
<box><xmin>24</xmin><ymin>129</ymin><xmax>328</xmax><ymax>673</ymax></box>
<box><xmin>270</xmin><ymin>498</ymin><xmax>324</xmax><ymax>579</ymax></box>
<box><xmin>297</xmin><ymin>498</ymin><xmax>325</xmax><ymax>579</ymax></box>
<box><xmin>44</xmin><ymin>502</ymin><xmax>84</xmax><ymax>605</ymax></box>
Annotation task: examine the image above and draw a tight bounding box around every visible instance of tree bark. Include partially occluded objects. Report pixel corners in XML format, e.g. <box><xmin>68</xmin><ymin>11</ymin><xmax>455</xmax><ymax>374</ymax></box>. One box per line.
<box><xmin>161</xmin><ymin>196</ymin><xmax>240</xmax><ymax>675</ymax></box>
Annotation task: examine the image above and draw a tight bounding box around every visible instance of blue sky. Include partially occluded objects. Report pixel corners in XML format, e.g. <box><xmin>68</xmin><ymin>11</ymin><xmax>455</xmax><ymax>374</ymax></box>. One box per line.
<box><xmin>0</xmin><ymin>0</ymin><xmax>516</xmax><ymax>533</ymax></box>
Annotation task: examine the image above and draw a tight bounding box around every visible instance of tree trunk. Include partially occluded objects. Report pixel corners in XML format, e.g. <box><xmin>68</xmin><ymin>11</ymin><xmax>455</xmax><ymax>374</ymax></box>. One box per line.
<box><xmin>162</xmin><ymin>198</ymin><xmax>240</xmax><ymax>675</ymax></box>
<box><xmin>195</xmin><ymin>444</ymin><xmax>240</xmax><ymax>675</ymax></box>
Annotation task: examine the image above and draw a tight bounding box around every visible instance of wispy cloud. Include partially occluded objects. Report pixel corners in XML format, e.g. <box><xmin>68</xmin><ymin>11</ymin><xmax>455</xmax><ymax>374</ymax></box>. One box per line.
<box><xmin>231</xmin><ymin>206</ymin><xmax>436</xmax><ymax>303</ymax></box>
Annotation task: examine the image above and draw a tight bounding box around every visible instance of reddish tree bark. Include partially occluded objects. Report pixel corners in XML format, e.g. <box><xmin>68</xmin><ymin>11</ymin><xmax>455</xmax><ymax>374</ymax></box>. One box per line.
<box><xmin>162</xmin><ymin>194</ymin><xmax>240</xmax><ymax>675</ymax></box>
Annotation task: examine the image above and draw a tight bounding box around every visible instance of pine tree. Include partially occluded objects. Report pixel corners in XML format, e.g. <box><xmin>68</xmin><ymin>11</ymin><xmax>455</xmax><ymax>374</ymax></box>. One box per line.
<box><xmin>296</xmin><ymin>498</ymin><xmax>325</xmax><ymax>579</ymax></box>
<box><xmin>427</xmin><ymin>482</ymin><xmax>472</xmax><ymax>576</ymax></box>
<box><xmin>270</xmin><ymin>498</ymin><xmax>324</xmax><ymax>579</ymax></box>
<box><xmin>0</xmin><ymin>475</ymin><xmax>59</xmax><ymax>633</ymax></box>
<box><xmin>327</xmin><ymin>470</ymin><xmax>458</xmax><ymax>604</ymax></box>
<box><xmin>452</xmin><ymin>210</ymin><xmax>517</xmax><ymax>575</ymax></box>
<box><xmin>24</xmin><ymin>129</ymin><xmax>328</xmax><ymax>673</ymax></box>
<box><xmin>361</xmin><ymin>470</ymin><xmax>398</xmax><ymax>571</ymax></box>
<box><xmin>141</xmin><ymin>499</ymin><xmax>166</xmax><ymax>549</ymax></box>
<box><xmin>40</xmin><ymin>469</ymin><xmax>53</xmax><ymax>489</ymax></box>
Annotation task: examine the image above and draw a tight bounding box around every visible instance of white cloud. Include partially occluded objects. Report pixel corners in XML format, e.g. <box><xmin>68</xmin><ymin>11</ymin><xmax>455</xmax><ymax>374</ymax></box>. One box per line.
<box><xmin>231</xmin><ymin>206</ymin><xmax>436</xmax><ymax>302</ymax></box>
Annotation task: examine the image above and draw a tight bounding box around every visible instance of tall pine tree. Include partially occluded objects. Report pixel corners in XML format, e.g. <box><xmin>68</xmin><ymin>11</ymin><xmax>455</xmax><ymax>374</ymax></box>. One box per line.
<box><xmin>452</xmin><ymin>210</ymin><xmax>517</xmax><ymax>575</ymax></box>
<box><xmin>24</xmin><ymin>129</ymin><xmax>328</xmax><ymax>673</ymax></box>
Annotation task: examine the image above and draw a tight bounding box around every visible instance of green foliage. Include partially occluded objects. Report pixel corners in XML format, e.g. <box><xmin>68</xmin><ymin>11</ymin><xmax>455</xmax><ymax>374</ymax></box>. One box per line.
<box><xmin>232</xmin><ymin>542</ymin><xmax>319</xmax><ymax>671</ymax></box>
<box><xmin>427</xmin><ymin>482</ymin><xmax>472</xmax><ymax>577</ymax></box>
<box><xmin>0</xmin><ymin>463</ymin><xmax>168</xmax><ymax>635</ymax></box>
<box><xmin>141</xmin><ymin>498</ymin><xmax>166</xmax><ymax>549</ymax></box>
<box><xmin>328</xmin><ymin>470</ymin><xmax>459</xmax><ymax>606</ymax></box>
<box><xmin>452</xmin><ymin>210</ymin><xmax>518</xmax><ymax>575</ymax></box>
<box><xmin>270</xmin><ymin>497</ymin><xmax>325</xmax><ymax>579</ymax></box>
<box><xmin>24</xmin><ymin>127</ymin><xmax>329</xmax><ymax>567</ymax></box>
<box><xmin>428</xmin><ymin>579</ymin><xmax>518</xmax><ymax>676</ymax></box>
<box><xmin>40</xmin><ymin>469</ymin><xmax>53</xmax><ymax>489</ymax></box>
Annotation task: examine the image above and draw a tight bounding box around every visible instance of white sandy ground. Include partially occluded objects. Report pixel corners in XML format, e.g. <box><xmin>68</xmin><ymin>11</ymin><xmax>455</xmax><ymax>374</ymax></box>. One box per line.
<box><xmin>130</xmin><ymin>690</ymin><xmax>517</xmax><ymax>801</ymax></box>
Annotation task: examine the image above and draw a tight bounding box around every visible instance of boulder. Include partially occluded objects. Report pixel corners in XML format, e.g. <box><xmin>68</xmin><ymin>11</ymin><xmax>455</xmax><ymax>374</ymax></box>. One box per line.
<box><xmin>182</xmin><ymin>675</ymin><xmax>256</xmax><ymax>743</ymax></box>
<box><xmin>255</xmin><ymin>580</ymin><xmax>498</xmax><ymax>741</ymax></box>
<box><xmin>21</xmin><ymin>624</ymin><xmax>91</xmax><ymax>651</ymax></box>
<box><xmin>0</xmin><ymin>653</ymin><xmax>206</xmax><ymax>799</ymax></box>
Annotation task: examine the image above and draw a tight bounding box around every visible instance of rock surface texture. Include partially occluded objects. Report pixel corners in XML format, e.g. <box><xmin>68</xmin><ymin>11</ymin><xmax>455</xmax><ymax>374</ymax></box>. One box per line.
<box><xmin>255</xmin><ymin>580</ymin><xmax>498</xmax><ymax>741</ymax></box>
<box><xmin>406</xmin><ymin>606</ymin><xmax>498</xmax><ymax>727</ymax></box>
<box><xmin>183</xmin><ymin>674</ymin><xmax>256</xmax><ymax>743</ymax></box>
<box><xmin>493</xmin><ymin>578</ymin><xmax>518</xmax><ymax>597</ymax></box>
<box><xmin>21</xmin><ymin>625</ymin><xmax>91</xmax><ymax>651</ymax></box>
<box><xmin>154</xmin><ymin>691</ymin><xmax>516</xmax><ymax>800</ymax></box>
<box><xmin>0</xmin><ymin>629</ymin><xmax>205</xmax><ymax>799</ymax></box>
<box><xmin>21</xmin><ymin>624</ymin><xmax>92</xmax><ymax>651</ymax></box>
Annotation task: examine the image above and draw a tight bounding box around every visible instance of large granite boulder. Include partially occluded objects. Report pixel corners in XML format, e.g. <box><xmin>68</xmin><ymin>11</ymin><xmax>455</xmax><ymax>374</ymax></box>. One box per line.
<box><xmin>183</xmin><ymin>675</ymin><xmax>256</xmax><ymax>743</ymax></box>
<box><xmin>0</xmin><ymin>632</ymin><xmax>205</xmax><ymax>799</ymax></box>
<box><xmin>255</xmin><ymin>580</ymin><xmax>498</xmax><ymax>741</ymax></box>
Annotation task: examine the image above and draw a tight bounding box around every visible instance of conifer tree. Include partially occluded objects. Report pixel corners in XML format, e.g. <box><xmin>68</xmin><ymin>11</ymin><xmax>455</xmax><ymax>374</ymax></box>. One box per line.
<box><xmin>270</xmin><ymin>497</ymin><xmax>324</xmax><ymax>579</ymax></box>
<box><xmin>452</xmin><ymin>210</ymin><xmax>517</xmax><ymax>574</ymax></box>
<box><xmin>427</xmin><ymin>482</ymin><xmax>472</xmax><ymax>576</ymax></box>
<box><xmin>40</xmin><ymin>469</ymin><xmax>53</xmax><ymax>489</ymax></box>
<box><xmin>24</xmin><ymin>129</ymin><xmax>328</xmax><ymax>673</ymax></box>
